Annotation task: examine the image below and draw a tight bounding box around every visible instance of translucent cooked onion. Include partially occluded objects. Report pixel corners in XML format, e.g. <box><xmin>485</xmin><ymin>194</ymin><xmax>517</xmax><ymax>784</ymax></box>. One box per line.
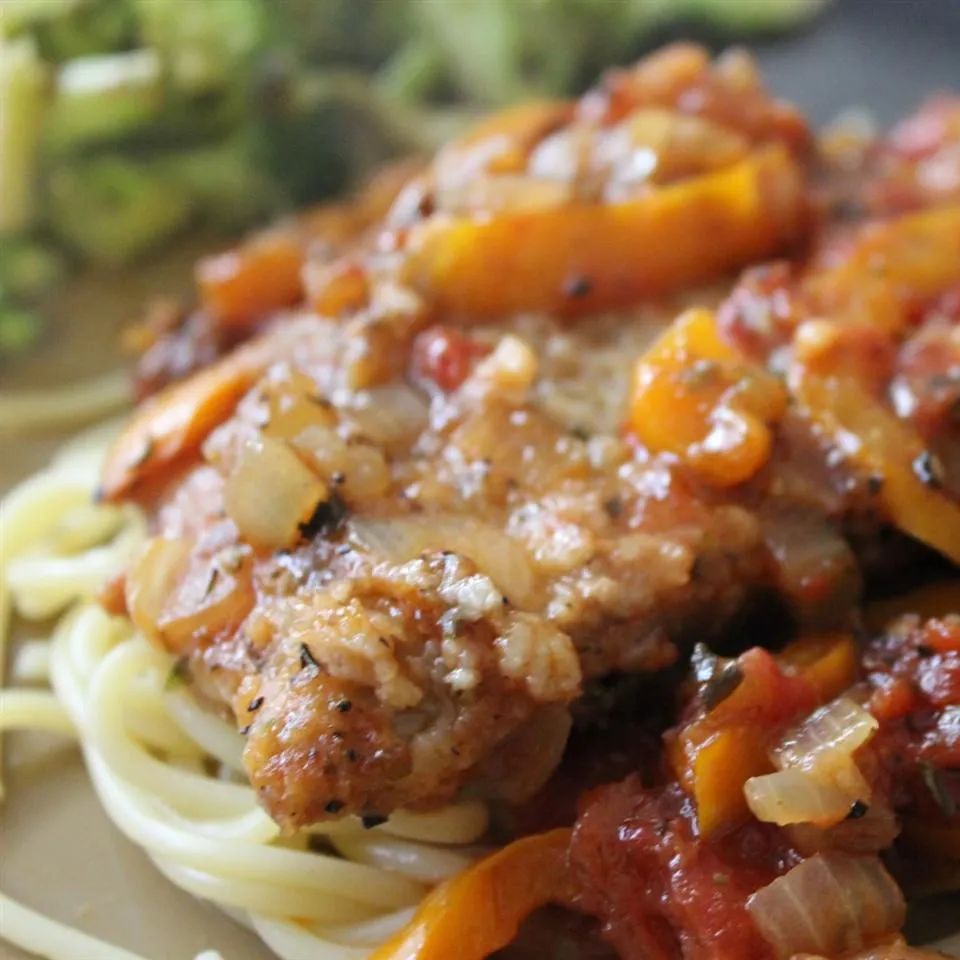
<box><xmin>746</xmin><ymin>853</ymin><xmax>906</xmax><ymax>960</ymax></box>
<box><xmin>224</xmin><ymin>436</ymin><xmax>328</xmax><ymax>550</ymax></box>
<box><xmin>342</xmin><ymin>386</ymin><xmax>428</xmax><ymax>449</ymax></box>
<box><xmin>775</xmin><ymin>697</ymin><xmax>879</xmax><ymax>772</ymax></box>
<box><xmin>745</xmin><ymin>769</ymin><xmax>854</xmax><ymax>827</ymax></box>
<box><xmin>125</xmin><ymin>536</ymin><xmax>190</xmax><ymax>641</ymax></box>
<box><xmin>746</xmin><ymin>697</ymin><xmax>878</xmax><ymax>830</ymax></box>
<box><xmin>350</xmin><ymin>516</ymin><xmax>536</xmax><ymax>609</ymax></box>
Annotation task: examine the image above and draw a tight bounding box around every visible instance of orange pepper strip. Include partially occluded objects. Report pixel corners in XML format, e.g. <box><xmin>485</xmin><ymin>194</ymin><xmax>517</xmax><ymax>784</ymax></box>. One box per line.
<box><xmin>197</xmin><ymin>230</ymin><xmax>305</xmax><ymax>329</ymax></box>
<box><xmin>100</xmin><ymin>337</ymin><xmax>271</xmax><ymax>502</ymax></box>
<box><xmin>805</xmin><ymin>203</ymin><xmax>960</xmax><ymax>334</ymax></box>
<box><xmin>690</xmin><ymin>726</ymin><xmax>772</xmax><ymax>836</ymax></box>
<box><xmin>369</xmin><ymin>828</ymin><xmax>573</xmax><ymax>960</ymax></box>
<box><xmin>403</xmin><ymin>143</ymin><xmax>806</xmax><ymax>320</ymax></box>
<box><xmin>790</xmin><ymin>325</ymin><xmax>960</xmax><ymax>566</ymax></box>
<box><xmin>628</xmin><ymin>308</ymin><xmax>787</xmax><ymax>486</ymax></box>
<box><xmin>778</xmin><ymin>633</ymin><xmax>859</xmax><ymax>703</ymax></box>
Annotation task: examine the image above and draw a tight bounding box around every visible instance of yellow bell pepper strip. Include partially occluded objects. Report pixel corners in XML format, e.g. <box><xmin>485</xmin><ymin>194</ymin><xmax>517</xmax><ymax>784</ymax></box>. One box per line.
<box><xmin>369</xmin><ymin>828</ymin><xmax>573</xmax><ymax>960</ymax></box>
<box><xmin>790</xmin><ymin>320</ymin><xmax>960</xmax><ymax>566</ymax></box>
<box><xmin>100</xmin><ymin>335</ymin><xmax>272</xmax><ymax>502</ymax></box>
<box><xmin>778</xmin><ymin>632</ymin><xmax>859</xmax><ymax>703</ymax></box>
<box><xmin>627</xmin><ymin>307</ymin><xmax>788</xmax><ymax>486</ymax></box>
<box><xmin>402</xmin><ymin>144</ymin><xmax>807</xmax><ymax>321</ymax></box>
<box><xmin>197</xmin><ymin>229</ymin><xmax>305</xmax><ymax>330</ymax></box>
<box><xmin>805</xmin><ymin>203</ymin><xmax>960</xmax><ymax>335</ymax></box>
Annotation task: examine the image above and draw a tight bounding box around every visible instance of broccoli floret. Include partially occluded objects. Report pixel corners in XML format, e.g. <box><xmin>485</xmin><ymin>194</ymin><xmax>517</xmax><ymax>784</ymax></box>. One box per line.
<box><xmin>251</xmin><ymin>67</ymin><xmax>416</xmax><ymax>206</ymax></box>
<box><xmin>46</xmin><ymin>154</ymin><xmax>192</xmax><ymax>266</ymax></box>
<box><xmin>413</xmin><ymin>0</ymin><xmax>653</xmax><ymax>103</ymax></box>
<box><xmin>0</xmin><ymin>237</ymin><xmax>66</xmax><ymax>302</ymax></box>
<box><xmin>134</xmin><ymin>0</ymin><xmax>265</xmax><ymax>93</ymax></box>
<box><xmin>0</xmin><ymin>35</ymin><xmax>49</xmax><ymax>233</ymax></box>
<box><xmin>160</xmin><ymin>138</ymin><xmax>281</xmax><ymax>232</ymax></box>
<box><xmin>0</xmin><ymin>303</ymin><xmax>44</xmax><ymax>358</ymax></box>
<box><xmin>5</xmin><ymin>0</ymin><xmax>136</xmax><ymax>61</ymax></box>
<box><xmin>44</xmin><ymin>48</ymin><xmax>164</xmax><ymax>154</ymax></box>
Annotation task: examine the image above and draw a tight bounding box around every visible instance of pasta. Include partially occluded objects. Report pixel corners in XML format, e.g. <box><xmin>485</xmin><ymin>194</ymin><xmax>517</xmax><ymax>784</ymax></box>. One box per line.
<box><xmin>0</xmin><ymin>424</ymin><xmax>487</xmax><ymax>960</ymax></box>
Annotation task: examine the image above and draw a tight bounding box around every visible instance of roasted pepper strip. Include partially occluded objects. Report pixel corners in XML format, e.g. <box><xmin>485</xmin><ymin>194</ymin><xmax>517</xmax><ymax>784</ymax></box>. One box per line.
<box><xmin>790</xmin><ymin>321</ymin><xmax>960</xmax><ymax>566</ymax></box>
<box><xmin>628</xmin><ymin>308</ymin><xmax>787</xmax><ymax>486</ymax></box>
<box><xmin>100</xmin><ymin>336</ymin><xmax>271</xmax><ymax>501</ymax></box>
<box><xmin>370</xmin><ymin>828</ymin><xmax>573</xmax><ymax>960</ymax></box>
<box><xmin>403</xmin><ymin>144</ymin><xmax>806</xmax><ymax>320</ymax></box>
<box><xmin>806</xmin><ymin>203</ymin><xmax>960</xmax><ymax>334</ymax></box>
<box><xmin>197</xmin><ymin>229</ymin><xmax>305</xmax><ymax>330</ymax></box>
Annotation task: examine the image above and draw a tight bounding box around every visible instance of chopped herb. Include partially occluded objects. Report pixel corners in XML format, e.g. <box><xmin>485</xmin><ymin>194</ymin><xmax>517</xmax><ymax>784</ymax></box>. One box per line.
<box><xmin>298</xmin><ymin>492</ymin><xmax>347</xmax><ymax>540</ymax></box>
<box><xmin>702</xmin><ymin>662</ymin><xmax>744</xmax><ymax>712</ymax></box>
<box><xmin>846</xmin><ymin>799</ymin><xmax>869</xmax><ymax>820</ymax></box>
<box><xmin>913</xmin><ymin>450</ymin><xmax>945</xmax><ymax>489</ymax></box>
<box><xmin>247</xmin><ymin>695</ymin><xmax>264</xmax><ymax>712</ymax></box>
<box><xmin>603</xmin><ymin>496</ymin><xmax>623</xmax><ymax>519</ymax></box>
<box><xmin>346</xmin><ymin>748</ymin><xmax>358</xmax><ymax>762</ymax></box>
<box><xmin>334</xmin><ymin>699</ymin><xmax>352</xmax><ymax>713</ymax></box>
<box><xmin>562</xmin><ymin>274</ymin><xmax>592</xmax><ymax>298</ymax></box>
<box><xmin>300</xmin><ymin>643</ymin><xmax>320</xmax><ymax>671</ymax></box>
<box><xmin>866</xmin><ymin>474</ymin><xmax>884</xmax><ymax>495</ymax></box>
<box><xmin>712</xmin><ymin>872</ymin><xmax>729</xmax><ymax>885</ymax></box>
<box><xmin>916</xmin><ymin>644</ymin><xmax>934</xmax><ymax>659</ymax></box>
<box><xmin>324</xmin><ymin>799</ymin><xmax>345</xmax><ymax>814</ymax></box>
<box><xmin>201</xmin><ymin>566</ymin><xmax>220</xmax><ymax>601</ymax></box>
<box><xmin>361</xmin><ymin>813</ymin><xmax>388</xmax><ymax>829</ymax></box>
<box><xmin>569</xmin><ymin>425</ymin><xmax>590</xmax><ymax>441</ymax></box>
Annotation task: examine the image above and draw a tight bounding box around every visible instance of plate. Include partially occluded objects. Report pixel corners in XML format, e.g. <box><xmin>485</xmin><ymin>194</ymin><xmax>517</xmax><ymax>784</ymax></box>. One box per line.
<box><xmin>3</xmin><ymin>3</ymin><xmax>960</xmax><ymax>957</ymax></box>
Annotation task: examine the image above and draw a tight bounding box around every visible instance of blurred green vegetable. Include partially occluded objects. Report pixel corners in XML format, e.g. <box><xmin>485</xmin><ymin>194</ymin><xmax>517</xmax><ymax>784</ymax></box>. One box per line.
<box><xmin>47</xmin><ymin>155</ymin><xmax>191</xmax><ymax>266</ymax></box>
<box><xmin>0</xmin><ymin>0</ymin><xmax>828</xmax><ymax>341</ymax></box>
<box><xmin>0</xmin><ymin>237</ymin><xmax>66</xmax><ymax>301</ymax></box>
<box><xmin>44</xmin><ymin>48</ymin><xmax>163</xmax><ymax>153</ymax></box>
<box><xmin>0</xmin><ymin>304</ymin><xmax>44</xmax><ymax>357</ymax></box>
<box><xmin>0</xmin><ymin>36</ymin><xmax>48</xmax><ymax>233</ymax></box>
<box><xmin>161</xmin><ymin>138</ymin><xmax>281</xmax><ymax>231</ymax></box>
<box><xmin>4</xmin><ymin>0</ymin><xmax>136</xmax><ymax>62</ymax></box>
<box><xmin>134</xmin><ymin>0</ymin><xmax>264</xmax><ymax>92</ymax></box>
<box><xmin>252</xmin><ymin>68</ymin><xmax>417</xmax><ymax>205</ymax></box>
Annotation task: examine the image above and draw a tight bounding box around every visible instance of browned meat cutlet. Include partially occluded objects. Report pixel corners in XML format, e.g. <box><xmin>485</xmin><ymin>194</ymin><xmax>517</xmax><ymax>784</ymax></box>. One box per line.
<box><xmin>105</xmin><ymin>53</ymin><xmax>960</xmax><ymax>833</ymax></box>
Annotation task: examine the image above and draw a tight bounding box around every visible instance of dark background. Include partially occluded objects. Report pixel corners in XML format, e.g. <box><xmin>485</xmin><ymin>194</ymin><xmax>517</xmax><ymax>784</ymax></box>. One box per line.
<box><xmin>753</xmin><ymin>0</ymin><xmax>959</xmax><ymax>124</ymax></box>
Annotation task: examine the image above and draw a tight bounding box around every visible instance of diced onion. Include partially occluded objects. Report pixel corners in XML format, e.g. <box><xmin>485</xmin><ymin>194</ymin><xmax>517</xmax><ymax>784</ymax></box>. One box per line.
<box><xmin>125</xmin><ymin>536</ymin><xmax>190</xmax><ymax>640</ymax></box>
<box><xmin>342</xmin><ymin>386</ymin><xmax>428</xmax><ymax>448</ymax></box>
<box><xmin>774</xmin><ymin>697</ymin><xmax>878</xmax><ymax>773</ymax></box>
<box><xmin>746</xmin><ymin>853</ymin><xmax>905</xmax><ymax>959</ymax></box>
<box><xmin>745</xmin><ymin>697</ymin><xmax>878</xmax><ymax>830</ymax></box>
<box><xmin>224</xmin><ymin>436</ymin><xmax>328</xmax><ymax>550</ymax></box>
<box><xmin>350</xmin><ymin>515</ymin><xmax>536</xmax><ymax>609</ymax></box>
<box><xmin>745</xmin><ymin>768</ymin><xmax>854</xmax><ymax>827</ymax></box>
